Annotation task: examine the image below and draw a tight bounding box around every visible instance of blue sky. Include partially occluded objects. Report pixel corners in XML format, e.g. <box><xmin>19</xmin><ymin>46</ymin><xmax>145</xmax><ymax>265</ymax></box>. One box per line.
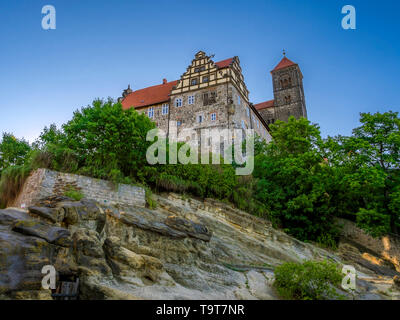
<box><xmin>0</xmin><ymin>0</ymin><xmax>399</xmax><ymax>142</ymax></box>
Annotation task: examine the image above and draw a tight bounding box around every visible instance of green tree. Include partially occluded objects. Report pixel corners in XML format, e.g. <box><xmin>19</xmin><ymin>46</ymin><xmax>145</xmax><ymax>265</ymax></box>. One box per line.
<box><xmin>340</xmin><ymin>111</ymin><xmax>400</xmax><ymax>234</ymax></box>
<box><xmin>36</xmin><ymin>99</ymin><xmax>156</xmax><ymax>183</ymax></box>
<box><xmin>253</xmin><ymin>117</ymin><xmax>338</xmax><ymax>245</ymax></box>
<box><xmin>0</xmin><ymin>133</ymin><xmax>31</xmax><ymax>173</ymax></box>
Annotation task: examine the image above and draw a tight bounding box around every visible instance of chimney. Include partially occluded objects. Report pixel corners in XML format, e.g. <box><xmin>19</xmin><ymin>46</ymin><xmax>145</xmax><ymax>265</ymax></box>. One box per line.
<box><xmin>163</xmin><ymin>78</ymin><xmax>167</xmax><ymax>84</ymax></box>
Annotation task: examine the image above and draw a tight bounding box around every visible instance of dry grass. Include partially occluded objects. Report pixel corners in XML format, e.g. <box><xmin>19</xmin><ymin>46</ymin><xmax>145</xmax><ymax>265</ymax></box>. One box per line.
<box><xmin>0</xmin><ymin>166</ymin><xmax>31</xmax><ymax>208</ymax></box>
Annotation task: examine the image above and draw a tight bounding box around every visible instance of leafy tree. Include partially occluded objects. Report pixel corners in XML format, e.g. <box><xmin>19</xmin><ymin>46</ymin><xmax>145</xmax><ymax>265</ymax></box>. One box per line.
<box><xmin>253</xmin><ymin>117</ymin><xmax>339</xmax><ymax>245</ymax></box>
<box><xmin>336</xmin><ymin>111</ymin><xmax>400</xmax><ymax>234</ymax></box>
<box><xmin>0</xmin><ymin>133</ymin><xmax>31</xmax><ymax>173</ymax></box>
<box><xmin>38</xmin><ymin>99</ymin><xmax>156</xmax><ymax>183</ymax></box>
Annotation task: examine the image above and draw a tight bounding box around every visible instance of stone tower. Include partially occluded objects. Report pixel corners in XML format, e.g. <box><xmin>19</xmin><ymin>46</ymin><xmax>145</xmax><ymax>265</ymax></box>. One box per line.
<box><xmin>271</xmin><ymin>55</ymin><xmax>307</xmax><ymax>121</ymax></box>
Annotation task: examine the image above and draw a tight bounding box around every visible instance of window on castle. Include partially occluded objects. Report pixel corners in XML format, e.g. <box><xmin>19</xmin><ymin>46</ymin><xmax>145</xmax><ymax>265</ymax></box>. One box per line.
<box><xmin>148</xmin><ymin>107</ymin><xmax>154</xmax><ymax>119</ymax></box>
<box><xmin>177</xmin><ymin>120</ymin><xmax>182</xmax><ymax>127</ymax></box>
<box><xmin>198</xmin><ymin>115</ymin><xmax>203</xmax><ymax>123</ymax></box>
<box><xmin>191</xmin><ymin>78</ymin><xmax>199</xmax><ymax>85</ymax></box>
<box><xmin>188</xmin><ymin>95</ymin><xmax>195</xmax><ymax>105</ymax></box>
<box><xmin>241</xmin><ymin>120</ymin><xmax>246</xmax><ymax>129</ymax></box>
<box><xmin>202</xmin><ymin>76</ymin><xmax>209</xmax><ymax>83</ymax></box>
<box><xmin>284</xmin><ymin>95</ymin><xmax>292</xmax><ymax>104</ymax></box>
<box><xmin>237</xmin><ymin>95</ymin><xmax>241</xmax><ymax>105</ymax></box>
<box><xmin>175</xmin><ymin>98</ymin><xmax>182</xmax><ymax>107</ymax></box>
<box><xmin>162</xmin><ymin>104</ymin><xmax>169</xmax><ymax>115</ymax></box>
<box><xmin>203</xmin><ymin>91</ymin><xmax>216</xmax><ymax>106</ymax></box>
<box><xmin>257</xmin><ymin>119</ymin><xmax>260</xmax><ymax>128</ymax></box>
<box><xmin>246</xmin><ymin>107</ymin><xmax>250</xmax><ymax>117</ymax></box>
<box><xmin>281</xmin><ymin>77</ymin><xmax>292</xmax><ymax>89</ymax></box>
<box><xmin>211</xmin><ymin>113</ymin><xmax>216</xmax><ymax>121</ymax></box>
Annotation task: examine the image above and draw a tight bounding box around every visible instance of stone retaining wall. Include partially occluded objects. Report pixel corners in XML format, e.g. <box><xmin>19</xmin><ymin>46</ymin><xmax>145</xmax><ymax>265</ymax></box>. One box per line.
<box><xmin>11</xmin><ymin>168</ymin><xmax>146</xmax><ymax>208</ymax></box>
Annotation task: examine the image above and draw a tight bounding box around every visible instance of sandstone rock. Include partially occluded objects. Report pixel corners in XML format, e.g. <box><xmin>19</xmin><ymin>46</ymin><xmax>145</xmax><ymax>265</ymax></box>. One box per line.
<box><xmin>0</xmin><ymin>225</ymin><xmax>55</xmax><ymax>293</ymax></box>
<box><xmin>104</xmin><ymin>236</ymin><xmax>164</xmax><ymax>283</ymax></box>
<box><xmin>0</xmin><ymin>208</ymin><xmax>31</xmax><ymax>226</ymax></box>
<box><xmin>12</xmin><ymin>219</ymin><xmax>71</xmax><ymax>247</ymax></box>
<box><xmin>11</xmin><ymin>290</ymin><xmax>53</xmax><ymax>300</ymax></box>
<box><xmin>394</xmin><ymin>275</ymin><xmax>400</xmax><ymax>289</ymax></box>
<box><xmin>28</xmin><ymin>206</ymin><xmax>63</xmax><ymax>223</ymax></box>
<box><xmin>1</xmin><ymin>191</ymin><xmax>400</xmax><ymax>300</ymax></box>
<box><xmin>72</xmin><ymin>228</ymin><xmax>112</xmax><ymax>277</ymax></box>
<box><xmin>165</xmin><ymin>215</ymin><xmax>212</xmax><ymax>242</ymax></box>
<box><xmin>118</xmin><ymin>211</ymin><xmax>187</xmax><ymax>238</ymax></box>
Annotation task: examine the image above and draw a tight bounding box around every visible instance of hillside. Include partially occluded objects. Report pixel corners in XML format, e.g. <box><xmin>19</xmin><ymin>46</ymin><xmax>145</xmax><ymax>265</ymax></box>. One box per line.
<box><xmin>0</xmin><ymin>170</ymin><xmax>399</xmax><ymax>300</ymax></box>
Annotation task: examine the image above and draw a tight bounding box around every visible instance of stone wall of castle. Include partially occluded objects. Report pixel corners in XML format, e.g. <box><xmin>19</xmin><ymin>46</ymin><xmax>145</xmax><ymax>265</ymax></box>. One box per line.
<box><xmin>11</xmin><ymin>168</ymin><xmax>146</xmax><ymax>208</ymax></box>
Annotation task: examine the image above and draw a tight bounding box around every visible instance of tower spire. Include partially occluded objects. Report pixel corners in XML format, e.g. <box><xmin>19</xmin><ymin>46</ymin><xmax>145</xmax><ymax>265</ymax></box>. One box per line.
<box><xmin>283</xmin><ymin>49</ymin><xmax>286</xmax><ymax>57</ymax></box>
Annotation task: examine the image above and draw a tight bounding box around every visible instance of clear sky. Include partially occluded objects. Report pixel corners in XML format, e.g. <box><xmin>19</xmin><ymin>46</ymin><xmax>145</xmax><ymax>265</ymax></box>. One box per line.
<box><xmin>0</xmin><ymin>0</ymin><xmax>399</xmax><ymax>142</ymax></box>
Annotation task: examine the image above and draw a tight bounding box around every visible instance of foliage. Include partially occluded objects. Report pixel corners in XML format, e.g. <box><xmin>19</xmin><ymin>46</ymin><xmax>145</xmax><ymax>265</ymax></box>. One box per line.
<box><xmin>64</xmin><ymin>188</ymin><xmax>85</xmax><ymax>201</ymax></box>
<box><xmin>2</xmin><ymin>99</ymin><xmax>399</xmax><ymax>247</ymax></box>
<box><xmin>273</xmin><ymin>260</ymin><xmax>344</xmax><ymax>300</ymax></box>
<box><xmin>144</xmin><ymin>187</ymin><xmax>158</xmax><ymax>210</ymax></box>
<box><xmin>325</xmin><ymin>111</ymin><xmax>400</xmax><ymax>235</ymax></box>
<box><xmin>253</xmin><ymin>117</ymin><xmax>340</xmax><ymax>245</ymax></box>
<box><xmin>356</xmin><ymin>208</ymin><xmax>391</xmax><ymax>237</ymax></box>
<box><xmin>0</xmin><ymin>133</ymin><xmax>31</xmax><ymax>174</ymax></box>
<box><xmin>0</xmin><ymin>165</ymin><xmax>31</xmax><ymax>208</ymax></box>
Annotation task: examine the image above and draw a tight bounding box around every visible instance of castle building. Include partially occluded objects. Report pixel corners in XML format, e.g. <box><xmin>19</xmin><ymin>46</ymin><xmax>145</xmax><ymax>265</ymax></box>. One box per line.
<box><xmin>120</xmin><ymin>51</ymin><xmax>307</xmax><ymax>142</ymax></box>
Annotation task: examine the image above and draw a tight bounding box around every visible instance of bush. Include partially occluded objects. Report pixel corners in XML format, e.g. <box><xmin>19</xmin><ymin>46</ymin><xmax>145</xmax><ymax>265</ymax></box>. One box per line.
<box><xmin>145</xmin><ymin>187</ymin><xmax>157</xmax><ymax>210</ymax></box>
<box><xmin>64</xmin><ymin>188</ymin><xmax>84</xmax><ymax>201</ymax></box>
<box><xmin>0</xmin><ymin>166</ymin><xmax>31</xmax><ymax>208</ymax></box>
<box><xmin>273</xmin><ymin>260</ymin><xmax>344</xmax><ymax>300</ymax></box>
<box><xmin>356</xmin><ymin>208</ymin><xmax>391</xmax><ymax>237</ymax></box>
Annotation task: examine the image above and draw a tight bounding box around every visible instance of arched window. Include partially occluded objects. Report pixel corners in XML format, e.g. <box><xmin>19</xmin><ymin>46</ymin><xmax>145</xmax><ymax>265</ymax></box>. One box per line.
<box><xmin>281</xmin><ymin>77</ymin><xmax>292</xmax><ymax>89</ymax></box>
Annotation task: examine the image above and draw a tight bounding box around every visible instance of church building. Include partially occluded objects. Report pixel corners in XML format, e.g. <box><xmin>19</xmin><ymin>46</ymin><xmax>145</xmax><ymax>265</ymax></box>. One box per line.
<box><xmin>120</xmin><ymin>51</ymin><xmax>307</xmax><ymax>141</ymax></box>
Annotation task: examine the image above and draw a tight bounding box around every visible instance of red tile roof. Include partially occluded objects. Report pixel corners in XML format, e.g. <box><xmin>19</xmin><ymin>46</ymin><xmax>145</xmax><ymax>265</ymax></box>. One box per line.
<box><xmin>121</xmin><ymin>80</ymin><xmax>178</xmax><ymax>109</ymax></box>
<box><xmin>215</xmin><ymin>58</ymin><xmax>234</xmax><ymax>68</ymax></box>
<box><xmin>272</xmin><ymin>57</ymin><xmax>296</xmax><ymax>72</ymax></box>
<box><xmin>122</xmin><ymin>58</ymin><xmax>236</xmax><ymax>109</ymax></box>
<box><xmin>254</xmin><ymin>100</ymin><xmax>274</xmax><ymax>110</ymax></box>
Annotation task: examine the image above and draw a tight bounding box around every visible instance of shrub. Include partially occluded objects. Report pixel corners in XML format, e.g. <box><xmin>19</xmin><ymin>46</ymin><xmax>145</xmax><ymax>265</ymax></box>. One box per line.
<box><xmin>0</xmin><ymin>165</ymin><xmax>31</xmax><ymax>208</ymax></box>
<box><xmin>145</xmin><ymin>187</ymin><xmax>157</xmax><ymax>210</ymax></box>
<box><xmin>356</xmin><ymin>208</ymin><xmax>391</xmax><ymax>237</ymax></box>
<box><xmin>64</xmin><ymin>188</ymin><xmax>84</xmax><ymax>201</ymax></box>
<box><xmin>273</xmin><ymin>260</ymin><xmax>344</xmax><ymax>300</ymax></box>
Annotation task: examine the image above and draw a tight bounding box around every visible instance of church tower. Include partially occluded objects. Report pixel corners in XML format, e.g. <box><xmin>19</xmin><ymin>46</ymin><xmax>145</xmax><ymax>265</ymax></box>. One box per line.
<box><xmin>271</xmin><ymin>53</ymin><xmax>307</xmax><ymax>121</ymax></box>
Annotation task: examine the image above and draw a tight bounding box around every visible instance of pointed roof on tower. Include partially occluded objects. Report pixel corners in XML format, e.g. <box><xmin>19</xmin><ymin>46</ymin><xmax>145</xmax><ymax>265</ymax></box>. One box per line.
<box><xmin>271</xmin><ymin>57</ymin><xmax>297</xmax><ymax>72</ymax></box>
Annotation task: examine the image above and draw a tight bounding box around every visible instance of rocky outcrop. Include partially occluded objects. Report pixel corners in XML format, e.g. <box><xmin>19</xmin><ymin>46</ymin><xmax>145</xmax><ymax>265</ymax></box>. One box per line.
<box><xmin>1</xmin><ymin>192</ymin><xmax>399</xmax><ymax>300</ymax></box>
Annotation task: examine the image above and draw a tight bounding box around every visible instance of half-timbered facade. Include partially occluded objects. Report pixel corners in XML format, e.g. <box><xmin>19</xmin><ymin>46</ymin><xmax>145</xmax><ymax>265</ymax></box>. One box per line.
<box><xmin>120</xmin><ymin>51</ymin><xmax>307</xmax><ymax>142</ymax></box>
